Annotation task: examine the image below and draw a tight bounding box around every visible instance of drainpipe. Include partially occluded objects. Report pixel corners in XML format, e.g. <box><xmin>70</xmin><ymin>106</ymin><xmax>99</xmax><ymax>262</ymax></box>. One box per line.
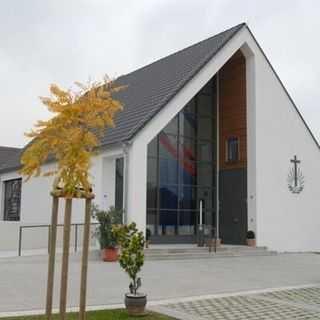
<box><xmin>216</xmin><ymin>72</ymin><xmax>220</xmax><ymax>241</ymax></box>
<box><xmin>122</xmin><ymin>141</ymin><xmax>132</xmax><ymax>224</ymax></box>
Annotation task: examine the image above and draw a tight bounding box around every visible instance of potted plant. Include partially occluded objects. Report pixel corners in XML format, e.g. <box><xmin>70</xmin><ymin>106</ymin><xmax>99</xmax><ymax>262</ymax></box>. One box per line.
<box><xmin>92</xmin><ymin>205</ymin><xmax>122</xmax><ymax>262</ymax></box>
<box><xmin>145</xmin><ymin>228</ymin><xmax>151</xmax><ymax>248</ymax></box>
<box><xmin>246</xmin><ymin>230</ymin><xmax>256</xmax><ymax>247</ymax></box>
<box><xmin>113</xmin><ymin>222</ymin><xmax>147</xmax><ymax>316</ymax></box>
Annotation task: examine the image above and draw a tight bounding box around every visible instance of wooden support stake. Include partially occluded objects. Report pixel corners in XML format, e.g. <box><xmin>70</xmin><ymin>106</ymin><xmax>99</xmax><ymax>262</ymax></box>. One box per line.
<box><xmin>79</xmin><ymin>198</ymin><xmax>92</xmax><ymax>320</ymax></box>
<box><xmin>59</xmin><ymin>199</ymin><xmax>72</xmax><ymax>320</ymax></box>
<box><xmin>46</xmin><ymin>196</ymin><xmax>59</xmax><ymax>320</ymax></box>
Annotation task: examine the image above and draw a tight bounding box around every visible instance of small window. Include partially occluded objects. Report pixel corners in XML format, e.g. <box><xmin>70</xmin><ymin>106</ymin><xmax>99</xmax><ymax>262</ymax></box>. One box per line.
<box><xmin>226</xmin><ymin>137</ymin><xmax>239</xmax><ymax>162</ymax></box>
<box><xmin>115</xmin><ymin>158</ymin><xmax>124</xmax><ymax>211</ymax></box>
<box><xmin>3</xmin><ymin>178</ymin><xmax>22</xmax><ymax>221</ymax></box>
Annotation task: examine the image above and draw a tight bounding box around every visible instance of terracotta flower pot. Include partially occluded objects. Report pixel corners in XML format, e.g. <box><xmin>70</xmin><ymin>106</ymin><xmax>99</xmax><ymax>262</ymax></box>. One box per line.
<box><xmin>101</xmin><ymin>247</ymin><xmax>118</xmax><ymax>262</ymax></box>
<box><xmin>247</xmin><ymin>238</ymin><xmax>256</xmax><ymax>247</ymax></box>
<box><xmin>125</xmin><ymin>293</ymin><xmax>147</xmax><ymax>316</ymax></box>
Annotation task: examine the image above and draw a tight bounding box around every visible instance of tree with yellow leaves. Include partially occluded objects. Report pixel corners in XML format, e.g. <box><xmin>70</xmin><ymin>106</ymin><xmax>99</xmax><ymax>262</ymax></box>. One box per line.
<box><xmin>20</xmin><ymin>77</ymin><xmax>124</xmax><ymax>320</ymax></box>
<box><xmin>21</xmin><ymin>77</ymin><xmax>123</xmax><ymax>198</ymax></box>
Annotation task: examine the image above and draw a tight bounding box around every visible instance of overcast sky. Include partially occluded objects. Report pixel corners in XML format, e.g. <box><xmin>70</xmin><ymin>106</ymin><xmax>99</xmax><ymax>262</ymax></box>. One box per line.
<box><xmin>0</xmin><ymin>0</ymin><xmax>319</xmax><ymax>148</ymax></box>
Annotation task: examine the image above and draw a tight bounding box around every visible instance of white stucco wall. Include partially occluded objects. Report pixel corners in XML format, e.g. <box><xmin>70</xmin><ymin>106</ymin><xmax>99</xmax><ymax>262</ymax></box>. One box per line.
<box><xmin>246</xmin><ymin>32</ymin><xmax>320</xmax><ymax>252</ymax></box>
<box><xmin>0</xmin><ymin>146</ymin><xmax>123</xmax><ymax>254</ymax></box>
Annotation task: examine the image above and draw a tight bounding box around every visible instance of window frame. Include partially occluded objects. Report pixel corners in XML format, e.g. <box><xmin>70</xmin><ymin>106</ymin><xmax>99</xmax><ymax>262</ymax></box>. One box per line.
<box><xmin>225</xmin><ymin>136</ymin><xmax>240</xmax><ymax>163</ymax></box>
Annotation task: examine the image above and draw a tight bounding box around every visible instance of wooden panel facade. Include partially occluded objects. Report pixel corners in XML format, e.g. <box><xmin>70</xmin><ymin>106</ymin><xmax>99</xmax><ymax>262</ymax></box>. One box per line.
<box><xmin>219</xmin><ymin>50</ymin><xmax>247</xmax><ymax>170</ymax></box>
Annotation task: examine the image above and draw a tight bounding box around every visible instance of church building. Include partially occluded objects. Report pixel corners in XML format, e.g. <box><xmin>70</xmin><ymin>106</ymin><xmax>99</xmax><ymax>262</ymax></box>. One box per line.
<box><xmin>0</xmin><ymin>23</ymin><xmax>319</xmax><ymax>253</ymax></box>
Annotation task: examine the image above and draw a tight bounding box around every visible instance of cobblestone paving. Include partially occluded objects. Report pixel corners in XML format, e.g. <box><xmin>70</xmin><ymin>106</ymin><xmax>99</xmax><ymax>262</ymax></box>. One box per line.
<box><xmin>257</xmin><ymin>286</ymin><xmax>320</xmax><ymax>307</ymax></box>
<box><xmin>161</xmin><ymin>287</ymin><xmax>320</xmax><ymax>319</ymax></box>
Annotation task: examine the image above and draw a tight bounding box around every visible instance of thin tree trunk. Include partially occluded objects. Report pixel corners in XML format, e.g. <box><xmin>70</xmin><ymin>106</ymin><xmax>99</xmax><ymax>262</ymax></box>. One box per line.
<box><xmin>46</xmin><ymin>196</ymin><xmax>59</xmax><ymax>320</ymax></box>
<box><xmin>79</xmin><ymin>198</ymin><xmax>92</xmax><ymax>320</ymax></box>
<box><xmin>59</xmin><ymin>198</ymin><xmax>72</xmax><ymax>320</ymax></box>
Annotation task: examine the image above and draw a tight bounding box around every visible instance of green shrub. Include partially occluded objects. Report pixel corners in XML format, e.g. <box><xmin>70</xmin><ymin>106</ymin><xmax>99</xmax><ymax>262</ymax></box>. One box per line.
<box><xmin>113</xmin><ymin>223</ymin><xmax>145</xmax><ymax>295</ymax></box>
<box><xmin>92</xmin><ymin>205</ymin><xmax>122</xmax><ymax>249</ymax></box>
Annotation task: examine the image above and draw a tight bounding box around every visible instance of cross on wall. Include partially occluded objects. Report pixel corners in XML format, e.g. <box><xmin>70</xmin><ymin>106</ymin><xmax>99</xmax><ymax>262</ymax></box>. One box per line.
<box><xmin>290</xmin><ymin>155</ymin><xmax>301</xmax><ymax>187</ymax></box>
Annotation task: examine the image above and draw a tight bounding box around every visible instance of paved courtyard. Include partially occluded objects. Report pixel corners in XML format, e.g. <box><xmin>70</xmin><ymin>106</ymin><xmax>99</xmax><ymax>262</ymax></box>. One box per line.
<box><xmin>153</xmin><ymin>286</ymin><xmax>320</xmax><ymax>319</ymax></box>
<box><xmin>0</xmin><ymin>252</ymin><xmax>320</xmax><ymax>317</ymax></box>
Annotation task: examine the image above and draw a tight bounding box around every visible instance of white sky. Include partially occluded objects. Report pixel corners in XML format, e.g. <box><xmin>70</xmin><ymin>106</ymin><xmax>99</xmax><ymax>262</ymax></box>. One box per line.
<box><xmin>0</xmin><ymin>0</ymin><xmax>319</xmax><ymax>148</ymax></box>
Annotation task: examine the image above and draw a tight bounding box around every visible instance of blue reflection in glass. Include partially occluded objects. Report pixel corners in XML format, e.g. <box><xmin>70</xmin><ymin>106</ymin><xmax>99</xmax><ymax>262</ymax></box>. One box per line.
<box><xmin>159</xmin><ymin>185</ymin><xmax>178</xmax><ymax>209</ymax></box>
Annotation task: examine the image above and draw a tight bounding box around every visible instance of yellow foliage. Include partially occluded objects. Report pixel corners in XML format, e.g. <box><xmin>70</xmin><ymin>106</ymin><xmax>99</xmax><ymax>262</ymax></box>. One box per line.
<box><xmin>20</xmin><ymin>77</ymin><xmax>124</xmax><ymax>198</ymax></box>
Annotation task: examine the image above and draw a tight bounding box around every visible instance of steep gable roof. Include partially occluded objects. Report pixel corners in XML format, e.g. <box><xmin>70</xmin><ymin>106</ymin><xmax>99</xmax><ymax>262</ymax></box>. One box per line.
<box><xmin>100</xmin><ymin>23</ymin><xmax>245</xmax><ymax>146</ymax></box>
<box><xmin>0</xmin><ymin>146</ymin><xmax>22</xmax><ymax>172</ymax></box>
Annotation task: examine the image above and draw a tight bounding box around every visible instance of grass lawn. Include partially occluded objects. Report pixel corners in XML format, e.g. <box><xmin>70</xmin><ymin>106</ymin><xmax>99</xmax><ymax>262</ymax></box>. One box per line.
<box><xmin>0</xmin><ymin>309</ymin><xmax>175</xmax><ymax>320</ymax></box>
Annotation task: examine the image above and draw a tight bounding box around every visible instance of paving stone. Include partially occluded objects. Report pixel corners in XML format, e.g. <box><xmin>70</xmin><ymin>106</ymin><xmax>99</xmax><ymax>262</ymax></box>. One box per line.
<box><xmin>164</xmin><ymin>287</ymin><xmax>320</xmax><ymax>319</ymax></box>
<box><xmin>257</xmin><ymin>286</ymin><xmax>320</xmax><ymax>307</ymax></box>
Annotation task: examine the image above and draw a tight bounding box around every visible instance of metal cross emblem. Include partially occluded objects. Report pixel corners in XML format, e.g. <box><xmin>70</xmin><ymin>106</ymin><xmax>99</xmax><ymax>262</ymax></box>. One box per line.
<box><xmin>287</xmin><ymin>155</ymin><xmax>304</xmax><ymax>194</ymax></box>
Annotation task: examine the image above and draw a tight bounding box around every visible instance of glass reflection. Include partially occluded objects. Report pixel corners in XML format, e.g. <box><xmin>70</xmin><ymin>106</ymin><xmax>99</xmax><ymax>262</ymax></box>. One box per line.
<box><xmin>146</xmin><ymin>76</ymin><xmax>217</xmax><ymax>237</ymax></box>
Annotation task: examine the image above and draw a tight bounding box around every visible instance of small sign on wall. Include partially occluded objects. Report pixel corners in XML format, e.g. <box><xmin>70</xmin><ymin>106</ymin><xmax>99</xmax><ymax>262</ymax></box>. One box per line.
<box><xmin>287</xmin><ymin>155</ymin><xmax>304</xmax><ymax>194</ymax></box>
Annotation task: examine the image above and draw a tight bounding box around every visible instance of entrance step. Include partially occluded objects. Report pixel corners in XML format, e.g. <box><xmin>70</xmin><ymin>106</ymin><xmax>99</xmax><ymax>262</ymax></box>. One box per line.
<box><xmin>144</xmin><ymin>245</ymin><xmax>276</xmax><ymax>261</ymax></box>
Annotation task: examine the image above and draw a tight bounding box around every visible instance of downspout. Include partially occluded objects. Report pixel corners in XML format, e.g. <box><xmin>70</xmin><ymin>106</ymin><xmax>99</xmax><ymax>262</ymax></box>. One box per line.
<box><xmin>122</xmin><ymin>140</ymin><xmax>132</xmax><ymax>224</ymax></box>
<box><xmin>216</xmin><ymin>72</ymin><xmax>220</xmax><ymax>241</ymax></box>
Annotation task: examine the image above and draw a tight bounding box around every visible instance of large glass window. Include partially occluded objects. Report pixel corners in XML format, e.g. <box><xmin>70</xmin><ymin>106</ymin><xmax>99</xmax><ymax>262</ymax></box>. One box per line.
<box><xmin>146</xmin><ymin>77</ymin><xmax>217</xmax><ymax>237</ymax></box>
<box><xmin>3</xmin><ymin>179</ymin><xmax>22</xmax><ymax>221</ymax></box>
<box><xmin>115</xmin><ymin>158</ymin><xmax>124</xmax><ymax>211</ymax></box>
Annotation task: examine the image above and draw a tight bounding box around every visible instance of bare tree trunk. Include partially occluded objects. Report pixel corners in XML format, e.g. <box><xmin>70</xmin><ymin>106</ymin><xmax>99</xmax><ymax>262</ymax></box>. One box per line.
<box><xmin>79</xmin><ymin>199</ymin><xmax>92</xmax><ymax>320</ymax></box>
<box><xmin>59</xmin><ymin>199</ymin><xmax>72</xmax><ymax>320</ymax></box>
<box><xmin>46</xmin><ymin>196</ymin><xmax>59</xmax><ymax>320</ymax></box>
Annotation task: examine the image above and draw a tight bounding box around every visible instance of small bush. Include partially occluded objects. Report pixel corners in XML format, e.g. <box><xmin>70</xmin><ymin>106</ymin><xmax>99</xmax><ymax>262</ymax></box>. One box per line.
<box><xmin>247</xmin><ymin>230</ymin><xmax>255</xmax><ymax>239</ymax></box>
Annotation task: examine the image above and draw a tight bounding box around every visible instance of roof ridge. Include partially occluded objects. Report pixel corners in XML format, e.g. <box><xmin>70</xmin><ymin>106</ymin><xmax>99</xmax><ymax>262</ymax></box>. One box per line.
<box><xmin>118</xmin><ymin>23</ymin><xmax>246</xmax><ymax>81</ymax></box>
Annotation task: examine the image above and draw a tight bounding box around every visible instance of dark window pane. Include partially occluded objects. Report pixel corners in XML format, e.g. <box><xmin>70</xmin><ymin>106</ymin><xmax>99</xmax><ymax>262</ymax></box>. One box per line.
<box><xmin>197</xmin><ymin>162</ymin><xmax>213</xmax><ymax>187</ymax></box>
<box><xmin>147</xmin><ymin>157</ymin><xmax>157</xmax><ymax>184</ymax></box>
<box><xmin>197</xmin><ymin>94</ymin><xmax>213</xmax><ymax>117</ymax></box>
<box><xmin>159</xmin><ymin>133</ymin><xmax>178</xmax><ymax>159</ymax></box>
<box><xmin>198</xmin><ymin>187</ymin><xmax>214</xmax><ymax>210</ymax></box>
<box><xmin>159</xmin><ymin>210</ymin><xmax>177</xmax><ymax>235</ymax></box>
<box><xmin>179</xmin><ymin>186</ymin><xmax>197</xmax><ymax>210</ymax></box>
<box><xmin>227</xmin><ymin>137</ymin><xmax>239</xmax><ymax>162</ymax></box>
<box><xmin>183</xmin><ymin>98</ymin><xmax>196</xmax><ymax>114</ymax></box>
<box><xmin>163</xmin><ymin>116</ymin><xmax>178</xmax><ymax>135</ymax></box>
<box><xmin>197</xmin><ymin>142</ymin><xmax>213</xmax><ymax>161</ymax></box>
<box><xmin>147</xmin><ymin>157</ymin><xmax>158</xmax><ymax>208</ymax></box>
<box><xmin>197</xmin><ymin>117</ymin><xmax>212</xmax><ymax>140</ymax></box>
<box><xmin>147</xmin><ymin>210</ymin><xmax>157</xmax><ymax>235</ymax></box>
<box><xmin>179</xmin><ymin>160</ymin><xmax>197</xmax><ymax>185</ymax></box>
<box><xmin>179</xmin><ymin>137</ymin><xmax>196</xmax><ymax>161</ymax></box>
<box><xmin>203</xmin><ymin>209</ymin><xmax>215</xmax><ymax>231</ymax></box>
<box><xmin>115</xmin><ymin>158</ymin><xmax>124</xmax><ymax>211</ymax></box>
<box><xmin>180</xmin><ymin>113</ymin><xmax>196</xmax><ymax>138</ymax></box>
<box><xmin>4</xmin><ymin>179</ymin><xmax>22</xmax><ymax>221</ymax></box>
<box><xmin>179</xmin><ymin>211</ymin><xmax>196</xmax><ymax>235</ymax></box>
<box><xmin>159</xmin><ymin>158</ymin><xmax>178</xmax><ymax>185</ymax></box>
<box><xmin>147</xmin><ymin>185</ymin><xmax>157</xmax><ymax>209</ymax></box>
<box><xmin>147</xmin><ymin>136</ymin><xmax>158</xmax><ymax>157</ymax></box>
<box><xmin>199</xmin><ymin>79</ymin><xmax>213</xmax><ymax>95</ymax></box>
<box><xmin>159</xmin><ymin>185</ymin><xmax>178</xmax><ymax>209</ymax></box>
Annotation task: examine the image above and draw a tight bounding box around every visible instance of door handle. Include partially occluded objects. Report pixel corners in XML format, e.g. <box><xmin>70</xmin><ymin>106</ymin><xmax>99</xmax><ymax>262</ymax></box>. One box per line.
<box><xmin>233</xmin><ymin>218</ymin><xmax>239</xmax><ymax>223</ymax></box>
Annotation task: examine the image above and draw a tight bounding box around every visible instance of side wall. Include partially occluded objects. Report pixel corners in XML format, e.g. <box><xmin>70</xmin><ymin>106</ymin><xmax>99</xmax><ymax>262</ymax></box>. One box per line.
<box><xmin>0</xmin><ymin>147</ymin><xmax>123</xmax><ymax>254</ymax></box>
<box><xmin>250</xmin><ymin>34</ymin><xmax>320</xmax><ymax>252</ymax></box>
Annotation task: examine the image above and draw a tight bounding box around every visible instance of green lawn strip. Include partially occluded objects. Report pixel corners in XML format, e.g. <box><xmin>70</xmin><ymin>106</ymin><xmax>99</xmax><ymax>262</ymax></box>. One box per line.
<box><xmin>0</xmin><ymin>309</ymin><xmax>175</xmax><ymax>320</ymax></box>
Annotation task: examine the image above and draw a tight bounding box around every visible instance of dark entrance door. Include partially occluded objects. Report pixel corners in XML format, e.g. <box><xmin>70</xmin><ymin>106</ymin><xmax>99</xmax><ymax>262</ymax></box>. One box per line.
<box><xmin>219</xmin><ymin>169</ymin><xmax>247</xmax><ymax>244</ymax></box>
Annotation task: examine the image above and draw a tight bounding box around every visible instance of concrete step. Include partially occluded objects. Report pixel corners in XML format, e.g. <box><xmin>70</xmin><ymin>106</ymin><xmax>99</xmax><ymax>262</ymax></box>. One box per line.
<box><xmin>145</xmin><ymin>251</ymin><xmax>277</xmax><ymax>261</ymax></box>
<box><xmin>145</xmin><ymin>246</ymin><xmax>269</xmax><ymax>255</ymax></box>
<box><xmin>144</xmin><ymin>245</ymin><xmax>276</xmax><ymax>261</ymax></box>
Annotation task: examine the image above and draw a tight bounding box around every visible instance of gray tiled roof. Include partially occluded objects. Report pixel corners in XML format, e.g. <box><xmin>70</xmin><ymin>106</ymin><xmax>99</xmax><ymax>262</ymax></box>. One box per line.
<box><xmin>100</xmin><ymin>23</ymin><xmax>245</xmax><ymax>146</ymax></box>
<box><xmin>0</xmin><ymin>146</ymin><xmax>22</xmax><ymax>172</ymax></box>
